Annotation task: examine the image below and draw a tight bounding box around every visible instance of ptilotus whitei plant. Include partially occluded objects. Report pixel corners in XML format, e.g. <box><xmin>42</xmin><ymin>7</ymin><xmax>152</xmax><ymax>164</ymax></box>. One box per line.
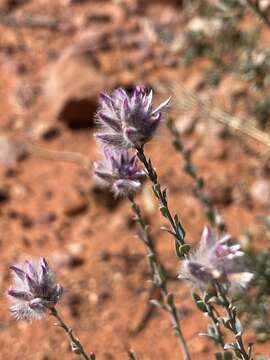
<box><xmin>95</xmin><ymin>85</ymin><xmax>256</xmax><ymax>360</ymax></box>
<box><xmin>95</xmin><ymin>85</ymin><xmax>188</xmax><ymax>258</ymax></box>
<box><xmin>166</xmin><ymin>118</ymin><xmax>226</xmax><ymax>231</ymax></box>
<box><xmin>180</xmin><ymin>226</ymin><xmax>254</xmax><ymax>360</ymax></box>
<box><xmin>93</xmin><ymin>146</ymin><xmax>191</xmax><ymax>360</ymax></box>
<box><xmin>8</xmin><ymin>258</ymin><xmax>95</xmax><ymax>360</ymax></box>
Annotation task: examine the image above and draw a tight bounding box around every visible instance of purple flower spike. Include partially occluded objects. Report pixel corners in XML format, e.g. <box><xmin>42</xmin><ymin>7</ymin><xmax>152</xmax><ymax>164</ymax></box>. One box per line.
<box><xmin>93</xmin><ymin>147</ymin><xmax>145</xmax><ymax>196</ymax></box>
<box><xmin>95</xmin><ymin>86</ymin><xmax>171</xmax><ymax>149</ymax></box>
<box><xmin>179</xmin><ymin>226</ymin><xmax>253</xmax><ymax>293</ymax></box>
<box><xmin>8</xmin><ymin>257</ymin><xmax>62</xmax><ymax>321</ymax></box>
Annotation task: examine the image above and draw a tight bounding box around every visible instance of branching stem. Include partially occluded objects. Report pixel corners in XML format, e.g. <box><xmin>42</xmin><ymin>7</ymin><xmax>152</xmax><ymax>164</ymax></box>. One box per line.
<box><xmin>127</xmin><ymin>195</ymin><xmax>191</xmax><ymax>360</ymax></box>
<box><xmin>49</xmin><ymin>306</ymin><xmax>95</xmax><ymax>360</ymax></box>
<box><xmin>166</xmin><ymin>119</ymin><xmax>225</xmax><ymax>231</ymax></box>
<box><xmin>216</xmin><ymin>284</ymin><xmax>252</xmax><ymax>360</ymax></box>
<box><xmin>136</xmin><ymin>145</ymin><xmax>189</xmax><ymax>258</ymax></box>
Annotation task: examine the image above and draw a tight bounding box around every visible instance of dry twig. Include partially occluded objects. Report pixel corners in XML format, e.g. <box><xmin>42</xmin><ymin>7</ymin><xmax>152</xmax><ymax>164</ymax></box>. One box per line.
<box><xmin>159</xmin><ymin>81</ymin><xmax>270</xmax><ymax>148</ymax></box>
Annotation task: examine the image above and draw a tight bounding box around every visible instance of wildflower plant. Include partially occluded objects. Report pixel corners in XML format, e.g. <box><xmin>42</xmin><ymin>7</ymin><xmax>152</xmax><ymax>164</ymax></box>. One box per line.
<box><xmin>94</xmin><ymin>99</ymin><xmax>191</xmax><ymax>359</ymax></box>
<box><xmin>95</xmin><ymin>86</ymin><xmax>187</xmax><ymax>257</ymax></box>
<box><xmin>96</xmin><ymin>85</ymin><xmax>189</xmax><ymax>257</ymax></box>
<box><xmin>166</xmin><ymin>107</ymin><xmax>255</xmax><ymax>358</ymax></box>
<box><xmin>8</xmin><ymin>258</ymin><xmax>95</xmax><ymax>360</ymax></box>
<box><xmin>95</xmin><ymin>86</ymin><xmax>171</xmax><ymax>149</ymax></box>
<box><xmin>95</xmin><ymin>86</ymin><xmax>188</xmax><ymax>252</ymax></box>
<box><xmin>7</xmin><ymin>83</ymin><xmax>262</xmax><ymax>360</ymax></box>
<box><xmin>94</xmin><ymin>85</ymin><xmax>256</xmax><ymax>360</ymax></box>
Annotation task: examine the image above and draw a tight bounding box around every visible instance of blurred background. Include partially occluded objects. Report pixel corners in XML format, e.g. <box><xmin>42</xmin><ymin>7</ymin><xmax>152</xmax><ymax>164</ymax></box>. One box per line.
<box><xmin>0</xmin><ymin>0</ymin><xmax>270</xmax><ymax>359</ymax></box>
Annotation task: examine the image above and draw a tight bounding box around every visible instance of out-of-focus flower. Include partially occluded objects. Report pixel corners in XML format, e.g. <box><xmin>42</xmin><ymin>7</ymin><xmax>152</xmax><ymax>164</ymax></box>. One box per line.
<box><xmin>179</xmin><ymin>226</ymin><xmax>253</xmax><ymax>293</ymax></box>
<box><xmin>93</xmin><ymin>147</ymin><xmax>145</xmax><ymax>196</ymax></box>
<box><xmin>95</xmin><ymin>86</ymin><xmax>170</xmax><ymax>148</ymax></box>
<box><xmin>8</xmin><ymin>257</ymin><xmax>62</xmax><ymax>321</ymax></box>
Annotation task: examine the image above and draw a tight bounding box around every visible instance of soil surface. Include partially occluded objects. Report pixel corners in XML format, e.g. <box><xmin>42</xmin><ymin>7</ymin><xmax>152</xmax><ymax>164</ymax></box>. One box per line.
<box><xmin>0</xmin><ymin>1</ymin><xmax>269</xmax><ymax>359</ymax></box>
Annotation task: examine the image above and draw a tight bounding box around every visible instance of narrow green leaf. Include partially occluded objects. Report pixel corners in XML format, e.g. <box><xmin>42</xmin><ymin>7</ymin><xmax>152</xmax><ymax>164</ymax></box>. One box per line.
<box><xmin>196</xmin><ymin>300</ymin><xmax>208</xmax><ymax>313</ymax></box>
<box><xmin>152</xmin><ymin>184</ymin><xmax>160</xmax><ymax>197</ymax></box>
<box><xmin>173</xmin><ymin>140</ymin><xmax>182</xmax><ymax>151</ymax></box>
<box><xmin>193</xmin><ymin>292</ymin><xmax>202</xmax><ymax>303</ymax></box>
<box><xmin>197</xmin><ymin>178</ymin><xmax>204</xmax><ymax>189</ymax></box>
<box><xmin>224</xmin><ymin>352</ymin><xmax>233</xmax><ymax>360</ymax></box>
<box><xmin>162</xmin><ymin>188</ymin><xmax>167</xmax><ymax>202</ymax></box>
<box><xmin>214</xmin><ymin>352</ymin><xmax>223</xmax><ymax>360</ymax></box>
<box><xmin>193</xmin><ymin>292</ymin><xmax>208</xmax><ymax>312</ymax></box>
<box><xmin>179</xmin><ymin>244</ymin><xmax>190</xmax><ymax>256</ymax></box>
<box><xmin>160</xmin><ymin>206</ymin><xmax>169</xmax><ymax>217</ymax></box>
<box><xmin>235</xmin><ymin>349</ymin><xmax>243</xmax><ymax>359</ymax></box>
<box><xmin>167</xmin><ymin>293</ymin><xmax>174</xmax><ymax>307</ymax></box>
<box><xmin>175</xmin><ymin>241</ymin><xmax>183</xmax><ymax>258</ymax></box>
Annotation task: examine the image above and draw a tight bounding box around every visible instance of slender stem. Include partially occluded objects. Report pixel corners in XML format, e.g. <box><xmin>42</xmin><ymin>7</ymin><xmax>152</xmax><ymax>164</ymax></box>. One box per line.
<box><xmin>135</xmin><ymin>145</ymin><xmax>189</xmax><ymax>258</ymax></box>
<box><xmin>49</xmin><ymin>306</ymin><xmax>95</xmax><ymax>360</ymax></box>
<box><xmin>216</xmin><ymin>284</ymin><xmax>252</xmax><ymax>360</ymax></box>
<box><xmin>128</xmin><ymin>195</ymin><xmax>191</xmax><ymax>360</ymax></box>
<box><xmin>168</xmin><ymin>118</ymin><xmax>237</xmax><ymax>344</ymax></box>
<box><xmin>166</xmin><ymin>119</ymin><xmax>225</xmax><ymax>232</ymax></box>
<box><xmin>135</xmin><ymin>144</ymin><xmax>236</xmax><ymax>357</ymax></box>
<box><xmin>205</xmin><ymin>299</ymin><xmax>225</xmax><ymax>348</ymax></box>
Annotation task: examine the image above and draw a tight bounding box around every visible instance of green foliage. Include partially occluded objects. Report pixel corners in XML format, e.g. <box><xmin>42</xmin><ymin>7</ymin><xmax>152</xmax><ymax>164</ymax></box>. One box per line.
<box><xmin>254</xmin><ymin>96</ymin><xmax>270</xmax><ymax>129</ymax></box>
<box><xmin>215</xmin><ymin>352</ymin><xmax>234</xmax><ymax>360</ymax></box>
<box><xmin>236</xmin><ymin>249</ymin><xmax>270</xmax><ymax>342</ymax></box>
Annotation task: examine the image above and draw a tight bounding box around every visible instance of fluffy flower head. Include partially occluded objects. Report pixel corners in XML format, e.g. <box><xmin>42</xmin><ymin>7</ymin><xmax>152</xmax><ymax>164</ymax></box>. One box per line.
<box><xmin>95</xmin><ymin>85</ymin><xmax>171</xmax><ymax>148</ymax></box>
<box><xmin>8</xmin><ymin>257</ymin><xmax>62</xmax><ymax>320</ymax></box>
<box><xmin>93</xmin><ymin>147</ymin><xmax>145</xmax><ymax>196</ymax></box>
<box><xmin>179</xmin><ymin>226</ymin><xmax>253</xmax><ymax>293</ymax></box>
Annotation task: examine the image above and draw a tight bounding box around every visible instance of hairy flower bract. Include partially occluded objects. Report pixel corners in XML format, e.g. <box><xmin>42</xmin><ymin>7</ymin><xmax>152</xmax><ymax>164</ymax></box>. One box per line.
<box><xmin>8</xmin><ymin>257</ymin><xmax>62</xmax><ymax>320</ymax></box>
<box><xmin>179</xmin><ymin>226</ymin><xmax>253</xmax><ymax>293</ymax></box>
<box><xmin>93</xmin><ymin>147</ymin><xmax>145</xmax><ymax>196</ymax></box>
<box><xmin>95</xmin><ymin>85</ymin><xmax>171</xmax><ymax>148</ymax></box>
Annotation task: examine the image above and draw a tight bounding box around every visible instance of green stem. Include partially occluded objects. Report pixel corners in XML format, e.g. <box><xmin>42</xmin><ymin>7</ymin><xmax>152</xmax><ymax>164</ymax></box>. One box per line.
<box><xmin>128</xmin><ymin>195</ymin><xmax>191</xmax><ymax>360</ymax></box>
<box><xmin>166</xmin><ymin>118</ymin><xmax>225</xmax><ymax>231</ymax></box>
<box><xmin>205</xmin><ymin>299</ymin><xmax>225</xmax><ymax>348</ymax></box>
<box><xmin>136</xmin><ymin>145</ymin><xmax>189</xmax><ymax>258</ymax></box>
<box><xmin>135</xmin><ymin>142</ymin><xmax>231</xmax><ymax>357</ymax></box>
<box><xmin>150</xmin><ymin>121</ymin><xmax>229</xmax><ymax>350</ymax></box>
<box><xmin>49</xmin><ymin>306</ymin><xmax>95</xmax><ymax>360</ymax></box>
<box><xmin>216</xmin><ymin>284</ymin><xmax>252</xmax><ymax>360</ymax></box>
